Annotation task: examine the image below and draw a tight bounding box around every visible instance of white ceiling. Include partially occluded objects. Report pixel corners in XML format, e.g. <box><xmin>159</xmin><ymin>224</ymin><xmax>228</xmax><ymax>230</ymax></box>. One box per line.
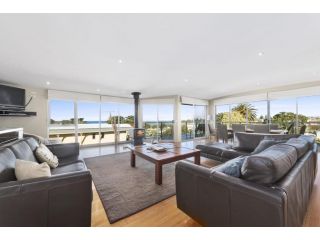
<box><xmin>1</xmin><ymin>14</ymin><xmax>320</xmax><ymax>99</ymax></box>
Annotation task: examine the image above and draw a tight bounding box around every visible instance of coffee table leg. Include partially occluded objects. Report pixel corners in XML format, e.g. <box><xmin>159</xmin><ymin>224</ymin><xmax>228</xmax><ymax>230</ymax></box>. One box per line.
<box><xmin>155</xmin><ymin>162</ymin><xmax>162</xmax><ymax>185</ymax></box>
<box><xmin>194</xmin><ymin>152</ymin><xmax>200</xmax><ymax>165</ymax></box>
<box><xmin>131</xmin><ymin>151</ymin><xmax>136</xmax><ymax>167</ymax></box>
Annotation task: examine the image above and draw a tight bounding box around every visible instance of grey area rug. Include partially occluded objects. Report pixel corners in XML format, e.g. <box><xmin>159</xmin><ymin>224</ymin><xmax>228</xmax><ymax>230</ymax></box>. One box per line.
<box><xmin>84</xmin><ymin>152</ymin><xmax>177</xmax><ymax>223</ymax></box>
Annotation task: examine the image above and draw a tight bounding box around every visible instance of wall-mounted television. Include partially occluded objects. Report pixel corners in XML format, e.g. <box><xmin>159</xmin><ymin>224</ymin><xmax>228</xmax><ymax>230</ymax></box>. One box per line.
<box><xmin>0</xmin><ymin>84</ymin><xmax>25</xmax><ymax>110</ymax></box>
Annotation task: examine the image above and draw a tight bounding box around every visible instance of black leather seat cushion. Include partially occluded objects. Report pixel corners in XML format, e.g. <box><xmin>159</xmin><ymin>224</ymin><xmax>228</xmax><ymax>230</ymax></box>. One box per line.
<box><xmin>241</xmin><ymin>144</ymin><xmax>298</xmax><ymax>184</ymax></box>
<box><xmin>0</xmin><ymin>148</ymin><xmax>17</xmax><ymax>183</ymax></box>
<box><xmin>51</xmin><ymin>160</ymin><xmax>87</xmax><ymax>175</ymax></box>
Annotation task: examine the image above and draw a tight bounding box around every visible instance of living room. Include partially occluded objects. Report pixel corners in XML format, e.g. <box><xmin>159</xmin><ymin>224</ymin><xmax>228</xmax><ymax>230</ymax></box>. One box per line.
<box><xmin>1</xmin><ymin>1</ymin><xmax>320</xmax><ymax>239</ymax></box>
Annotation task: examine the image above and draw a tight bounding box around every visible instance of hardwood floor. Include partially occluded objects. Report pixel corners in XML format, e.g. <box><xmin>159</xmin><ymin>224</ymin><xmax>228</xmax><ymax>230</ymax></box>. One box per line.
<box><xmin>85</xmin><ymin>142</ymin><xmax>320</xmax><ymax>227</ymax></box>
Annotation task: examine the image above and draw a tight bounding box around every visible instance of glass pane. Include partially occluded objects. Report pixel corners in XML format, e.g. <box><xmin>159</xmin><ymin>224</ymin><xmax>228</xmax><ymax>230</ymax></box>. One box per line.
<box><xmin>118</xmin><ymin>103</ymin><xmax>134</xmax><ymax>142</ymax></box>
<box><xmin>49</xmin><ymin>100</ymin><xmax>76</xmax><ymax>143</ymax></box>
<box><xmin>77</xmin><ymin>102</ymin><xmax>100</xmax><ymax>146</ymax></box>
<box><xmin>194</xmin><ymin>105</ymin><xmax>206</xmax><ymax>138</ymax></box>
<box><xmin>248</xmin><ymin>101</ymin><xmax>268</xmax><ymax>124</ymax></box>
<box><xmin>143</xmin><ymin>104</ymin><xmax>158</xmax><ymax>139</ymax></box>
<box><xmin>216</xmin><ymin>105</ymin><xmax>230</xmax><ymax>127</ymax></box>
<box><xmin>181</xmin><ymin>105</ymin><xmax>194</xmax><ymax>140</ymax></box>
<box><xmin>158</xmin><ymin>104</ymin><xmax>174</xmax><ymax>140</ymax></box>
<box><xmin>101</xmin><ymin>102</ymin><xmax>119</xmax><ymax>144</ymax></box>
<box><xmin>270</xmin><ymin>98</ymin><xmax>297</xmax><ymax>133</ymax></box>
<box><xmin>298</xmin><ymin>95</ymin><xmax>320</xmax><ymax>142</ymax></box>
<box><xmin>230</xmin><ymin>103</ymin><xmax>247</xmax><ymax>125</ymax></box>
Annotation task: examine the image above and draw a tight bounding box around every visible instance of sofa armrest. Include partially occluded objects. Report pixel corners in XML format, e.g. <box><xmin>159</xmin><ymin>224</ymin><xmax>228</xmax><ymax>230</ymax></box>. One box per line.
<box><xmin>175</xmin><ymin>161</ymin><xmax>286</xmax><ymax>226</ymax></box>
<box><xmin>0</xmin><ymin>170</ymin><xmax>92</xmax><ymax>226</ymax></box>
<box><xmin>46</xmin><ymin>142</ymin><xmax>80</xmax><ymax>159</ymax></box>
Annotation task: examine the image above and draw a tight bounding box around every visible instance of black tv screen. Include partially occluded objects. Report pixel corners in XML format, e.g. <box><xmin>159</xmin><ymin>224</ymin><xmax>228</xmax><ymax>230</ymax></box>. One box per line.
<box><xmin>0</xmin><ymin>84</ymin><xmax>25</xmax><ymax>109</ymax></box>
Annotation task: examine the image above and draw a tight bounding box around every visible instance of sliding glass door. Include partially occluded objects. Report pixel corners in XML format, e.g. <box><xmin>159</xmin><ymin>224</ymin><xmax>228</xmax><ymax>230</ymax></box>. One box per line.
<box><xmin>49</xmin><ymin>100</ymin><xmax>133</xmax><ymax>146</ymax></box>
<box><xmin>49</xmin><ymin>100</ymin><xmax>76</xmax><ymax>143</ymax></box>
<box><xmin>143</xmin><ymin>103</ymin><xmax>174</xmax><ymax>142</ymax></box>
<box><xmin>77</xmin><ymin>102</ymin><xmax>101</xmax><ymax>146</ymax></box>
<box><xmin>181</xmin><ymin>104</ymin><xmax>207</xmax><ymax>140</ymax></box>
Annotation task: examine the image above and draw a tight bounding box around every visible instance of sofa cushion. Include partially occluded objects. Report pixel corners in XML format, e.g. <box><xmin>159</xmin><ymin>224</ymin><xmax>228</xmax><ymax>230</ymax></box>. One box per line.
<box><xmin>241</xmin><ymin>144</ymin><xmax>298</xmax><ymax>184</ymax></box>
<box><xmin>196</xmin><ymin>143</ymin><xmax>232</xmax><ymax>157</ymax></box>
<box><xmin>24</xmin><ymin>137</ymin><xmax>40</xmax><ymax>151</ymax></box>
<box><xmin>283</xmin><ymin>138</ymin><xmax>309</xmax><ymax>158</ymax></box>
<box><xmin>298</xmin><ymin>135</ymin><xmax>315</xmax><ymax>149</ymax></box>
<box><xmin>251</xmin><ymin>139</ymin><xmax>285</xmax><ymax>155</ymax></box>
<box><xmin>51</xmin><ymin>160</ymin><xmax>86</xmax><ymax>176</ymax></box>
<box><xmin>9</xmin><ymin>140</ymin><xmax>38</xmax><ymax>163</ymax></box>
<box><xmin>0</xmin><ymin>148</ymin><xmax>17</xmax><ymax>183</ymax></box>
<box><xmin>35</xmin><ymin>143</ymin><xmax>59</xmax><ymax>168</ymax></box>
<box><xmin>213</xmin><ymin>156</ymin><xmax>246</xmax><ymax>177</ymax></box>
<box><xmin>15</xmin><ymin>159</ymin><xmax>51</xmax><ymax>181</ymax></box>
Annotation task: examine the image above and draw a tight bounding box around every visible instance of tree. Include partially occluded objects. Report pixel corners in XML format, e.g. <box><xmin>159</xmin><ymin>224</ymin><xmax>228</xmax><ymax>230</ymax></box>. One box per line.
<box><xmin>216</xmin><ymin>111</ymin><xmax>246</xmax><ymax>124</ymax></box>
<box><xmin>124</xmin><ymin>115</ymin><xmax>134</xmax><ymax>126</ymax></box>
<box><xmin>231</xmin><ymin>103</ymin><xmax>257</xmax><ymax>121</ymax></box>
<box><xmin>272</xmin><ymin>112</ymin><xmax>308</xmax><ymax>130</ymax></box>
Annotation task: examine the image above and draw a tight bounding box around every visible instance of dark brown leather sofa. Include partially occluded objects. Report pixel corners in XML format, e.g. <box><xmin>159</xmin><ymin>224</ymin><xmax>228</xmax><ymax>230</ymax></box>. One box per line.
<box><xmin>196</xmin><ymin>132</ymin><xmax>300</xmax><ymax>162</ymax></box>
<box><xmin>176</xmin><ymin>135</ymin><xmax>318</xmax><ymax>226</ymax></box>
<box><xmin>0</xmin><ymin>137</ymin><xmax>92</xmax><ymax>226</ymax></box>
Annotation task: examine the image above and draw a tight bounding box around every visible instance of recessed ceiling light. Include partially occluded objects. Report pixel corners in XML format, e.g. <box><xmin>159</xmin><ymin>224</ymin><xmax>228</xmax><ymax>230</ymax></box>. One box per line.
<box><xmin>118</xmin><ymin>59</ymin><xmax>123</xmax><ymax>64</ymax></box>
<box><xmin>96</xmin><ymin>88</ymin><xmax>100</xmax><ymax>92</ymax></box>
<box><xmin>184</xmin><ymin>79</ymin><xmax>189</xmax><ymax>82</ymax></box>
<box><xmin>258</xmin><ymin>52</ymin><xmax>264</xmax><ymax>57</ymax></box>
<box><xmin>46</xmin><ymin>81</ymin><xmax>50</xmax><ymax>85</ymax></box>
<box><xmin>256</xmin><ymin>82</ymin><xmax>261</xmax><ymax>86</ymax></box>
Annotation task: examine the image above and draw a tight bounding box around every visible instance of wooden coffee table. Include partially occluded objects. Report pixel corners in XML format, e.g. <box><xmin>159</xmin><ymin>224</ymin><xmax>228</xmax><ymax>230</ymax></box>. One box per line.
<box><xmin>128</xmin><ymin>143</ymin><xmax>200</xmax><ymax>185</ymax></box>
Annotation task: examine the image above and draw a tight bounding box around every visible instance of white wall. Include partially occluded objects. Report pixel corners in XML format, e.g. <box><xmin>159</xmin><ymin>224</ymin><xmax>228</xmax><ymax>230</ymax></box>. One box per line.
<box><xmin>0</xmin><ymin>86</ymin><xmax>48</xmax><ymax>137</ymax></box>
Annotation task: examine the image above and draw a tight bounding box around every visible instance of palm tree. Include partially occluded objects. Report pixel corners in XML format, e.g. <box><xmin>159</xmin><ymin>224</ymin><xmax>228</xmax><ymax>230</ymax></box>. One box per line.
<box><xmin>232</xmin><ymin>103</ymin><xmax>257</xmax><ymax>122</ymax></box>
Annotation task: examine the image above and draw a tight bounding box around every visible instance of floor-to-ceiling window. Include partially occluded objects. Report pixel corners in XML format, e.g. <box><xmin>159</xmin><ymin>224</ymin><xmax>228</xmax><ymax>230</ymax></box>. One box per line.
<box><xmin>181</xmin><ymin>105</ymin><xmax>194</xmax><ymax>140</ymax></box>
<box><xmin>143</xmin><ymin>103</ymin><xmax>174</xmax><ymax>141</ymax></box>
<box><xmin>48</xmin><ymin>100</ymin><xmax>76</xmax><ymax>143</ymax></box>
<box><xmin>77</xmin><ymin>101</ymin><xmax>101</xmax><ymax>146</ymax></box>
<box><xmin>181</xmin><ymin>104</ymin><xmax>207</xmax><ymax>140</ymax></box>
<box><xmin>215</xmin><ymin>104</ymin><xmax>230</xmax><ymax>127</ymax></box>
<box><xmin>194</xmin><ymin>105</ymin><xmax>206</xmax><ymax>138</ymax></box>
<box><xmin>270</xmin><ymin>98</ymin><xmax>297</xmax><ymax>133</ymax></box>
<box><xmin>49</xmin><ymin>97</ymin><xmax>134</xmax><ymax>146</ymax></box>
<box><xmin>101</xmin><ymin>102</ymin><xmax>134</xmax><ymax>144</ymax></box>
<box><xmin>249</xmin><ymin>101</ymin><xmax>268</xmax><ymax>124</ymax></box>
<box><xmin>297</xmin><ymin>96</ymin><xmax>320</xmax><ymax>138</ymax></box>
<box><xmin>158</xmin><ymin>104</ymin><xmax>174</xmax><ymax>140</ymax></box>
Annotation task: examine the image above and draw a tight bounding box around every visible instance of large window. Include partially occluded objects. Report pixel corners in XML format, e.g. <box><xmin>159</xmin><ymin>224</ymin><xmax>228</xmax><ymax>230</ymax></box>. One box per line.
<box><xmin>49</xmin><ymin>100</ymin><xmax>76</xmax><ymax>143</ymax></box>
<box><xmin>297</xmin><ymin>96</ymin><xmax>320</xmax><ymax>138</ymax></box>
<box><xmin>216</xmin><ymin>101</ymin><xmax>268</xmax><ymax>127</ymax></box>
<box><xmin>181</xmin><ymin>104</ymin><xmax>207</xmax><ymax>140</ymax></box>
<box><xmin>249</xmin><ymin>101</ymin><xmax>268</xmax><ymax>124</ymax></box>
<box><xmin>77</xmin><ymin>102</ymin><xmax>101</xmax><ymax>146</ymax></box>
<box><xmin>215</xmin><ymin>105</ymin><xmax>230</xmax><ymax>127</ymax></box>
<box><xmin>49</xmin><ymin>99</ymin><xmax>133</xmax><ymax>145</ymax></box>
<box><xmin>101</xmin><ymin>102</ymin><xmax>134</xmax><ymax>144</ymax></box>
<box><xmin>143</xmin><ymin>104</ymin><xmax>174</xmax><ymax>141</ymax></box>
<box><xmin>194</xmin><ymin>105</ymin><xmax>206</xmax><ymax>138</ymax></box>
<box><xmin>270</xmin><ymin>98</ymin><xmax>297</xmax><ymax>133</ymax></box>
<box><xmin>181</xmin><ymin>105</ymin><xmax>194</xmax><ymax>140</ymax></box>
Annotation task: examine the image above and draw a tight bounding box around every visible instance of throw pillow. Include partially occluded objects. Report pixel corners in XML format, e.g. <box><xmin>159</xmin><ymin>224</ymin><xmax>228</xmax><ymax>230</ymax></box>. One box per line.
<box><xmin>241</xmin><ymin>144</ymin><xmax>298</xmax><ymax>185</ymax></box>
<box><xmin>212</xmin><ymin>156</ymin><xmax>246</xmax><ymax>178</ymax></box>
<box><xmin>251</xmin><ymin>139</ymin><xmax>284</xmax><ymax>155</ymax></box>
<box><xmin>15</xmin><ymin>159</ymin><xmax>51</xmax><ymax>181</ymax></box>
<box><xmin>35</xmin><ymin>143</ymin><xmax>59</xmax><ymax>168</ymax></box>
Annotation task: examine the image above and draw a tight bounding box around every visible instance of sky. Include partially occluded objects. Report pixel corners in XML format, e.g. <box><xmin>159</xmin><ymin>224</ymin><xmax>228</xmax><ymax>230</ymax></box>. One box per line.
<box><xmin>50</xmin><ymin>100</ymin><xmax>175</xmax><ymax>122</ymax></box>
<box><xmin>216</xmin><ymin>96</ymin><xmax>320</xmax><ymax>118</ymax></box>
